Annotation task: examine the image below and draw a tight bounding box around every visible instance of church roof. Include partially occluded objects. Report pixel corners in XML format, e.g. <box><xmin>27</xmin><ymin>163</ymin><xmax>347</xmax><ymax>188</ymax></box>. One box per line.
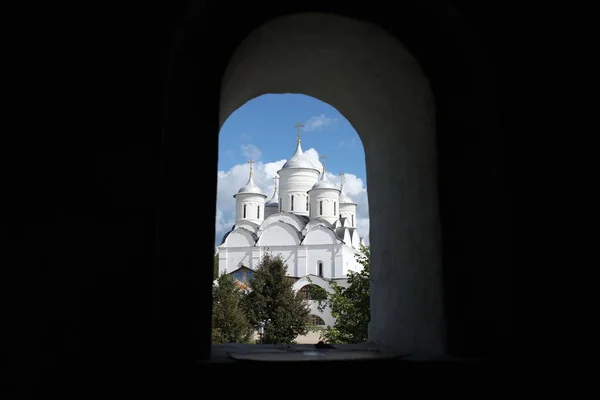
<box><xmin>334</xmin><ymin>226</ymin><xmax>358</xmax><ymax>245</ymax></box>
<box><xmin>265</xmin><ymin>197</ymin><xmax>279</xmax><ymax>207</ymax></box>
<box><xmin>265</xmin><ymin>177</ymin><xmax>279</xmax><ymax>206</ymax></box>
<box><xmin>218</xmin><ymin>225</ymin><xmax>258</xmax><ymax>246</ymax></box>
<box><xmin>234</xmin><ymin>175</ymin><xmax>265</xmax><ymax>196</ymax></box>
<box><xmin>339</xmin><ymin>191</ymin><xmax>356</xmax><ymax>204</ymax></box>
<box><xmin>279</xmin><ymin>140</ymin><xmax>319</xmax><ymax>171</ymax></box>
<box><xmin>309</xmin><ymin>169</ymin><xmax>339</xmax><ymax>191</ymax></box>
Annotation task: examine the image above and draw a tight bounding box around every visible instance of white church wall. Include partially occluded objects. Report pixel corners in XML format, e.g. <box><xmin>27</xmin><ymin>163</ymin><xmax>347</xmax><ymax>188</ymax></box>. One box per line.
<box><xmin>339</xmin><ymin>203</ymin><xmax>357</xmax><ymax>228</ymax></box>
<box><xmin>235</xmin><ymin>193</ymin><xmax>266</xmax><ymax>225</ymax></box>
<box><xmin>278</xmin><ymin>169</ymin><xmax>319</xmax><ymax>217</ymax></box>
<box><xmin>351</xmin><ymin>230</ymin><xmax>361</xmax><ymax>249</ymax></box>
<box><xmin>342</xmin><ymin>229</ymin><xmax>352</xmax><ymax>246</ymax></box>
<box><xmin>296</xmin><ymin>246</ymin><xmax>308</xmax><ymax>277</ymax></box>
<box><xmin>221</xmin><ymin>247</ymin><xmax>253</xmax><ymax>274</ymax></box>
<box><xmin>342</xmin><ymin>245</ymin><xmax>361</xmax><ymax>276</ymax></box>
<box><xmin>334</xmin><ymin>244</ymin><xmax>345</xmax><ymax>277</ymax></box>
<box><xmin>261</xmin><ymin>246</ymin><xmax>297</xmax><ymax>276</ymax></box>
<box><xmin>309</xmin><ymin>189</ymin><xmax>340</xmax><ymax>224</ymax></box>
<box><xmin>305</xmin><ymin>245</ymin><xmax>336</xmax><ymax>278</ymax></box>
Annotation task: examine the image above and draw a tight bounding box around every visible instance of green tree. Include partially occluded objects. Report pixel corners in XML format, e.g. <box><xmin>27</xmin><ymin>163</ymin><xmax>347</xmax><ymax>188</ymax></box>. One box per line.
<box><xmin>211</xmin><ymin>273</ymin><xmax>254</xmax><ymax>344</ymax></box>
<box><xmin>213</xmin><ymin>253</ymin><xmax>219</xmax><ymax>279</ymax></box>
<box><xmin>244</xmin><ymin>253</ymin><xmax>311</xmax><ymax>344</ymax></box>
<box><xmin>317</xmin><ymin>244</ymin><xmax>370</xmax><ymax>344</ymax></box>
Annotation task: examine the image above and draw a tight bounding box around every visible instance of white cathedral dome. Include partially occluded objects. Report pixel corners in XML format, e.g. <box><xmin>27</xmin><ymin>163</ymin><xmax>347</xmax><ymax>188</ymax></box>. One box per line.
<box><xmin>339</xmin><ymin>191</ymin><xmax>356</xmax><ymax>204</ymax></box>
<box><xmin>311</xmin><ymin>171</ymin><xmax>338</xmax><ymax>190</ymax></box>
<box><xmin>265</xmin><ymin>177</ymin><xmax>279</xmax><ymax>207</ymax></box>
<box><xmin>280</xmin><ymin>140</ymin><xmax>319</xmax><ymax>171</ymax></box>
<box><xmin>265</xmin><ymin>197</ymin><xmax>279</xmax><ymax>207</ymax></box>
<box><xmin>234</xmin><ymin>175</ymin><xmax>265</xmax><ymax>197</ymax></box>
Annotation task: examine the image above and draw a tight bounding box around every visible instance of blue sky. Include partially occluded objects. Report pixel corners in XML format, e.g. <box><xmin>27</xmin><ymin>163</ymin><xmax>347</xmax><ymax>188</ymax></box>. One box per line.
<box><xmin>215</xmin><ymin>93</ymin><xmax>369</xmax><ymax>245</ymax></box>
<box><xmin>218</xmin><ymin>94</ymin><xmax>366</xmax><ymax>182</ymax></box>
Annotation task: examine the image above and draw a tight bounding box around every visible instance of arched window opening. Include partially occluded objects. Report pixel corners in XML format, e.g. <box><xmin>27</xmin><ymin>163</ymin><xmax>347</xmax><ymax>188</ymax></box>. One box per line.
<box><xmin>243</xmin><ymin>204</ymin><xmax>246</xmax><ymax>218</ymax></box>
<box><xmin>291</xmin><ymin>195</ymin><xmax>294</xmax><ymax>211</ymax></box>
<box><xmin>318</xmin><ymin>262</ymin><xmax>323</xmax><ymax>277</ymax></box>
<box><xmin>299</xmin><ymin>285</ymin><xmax>311</xmax><ymax>300</ymax></box>
<box><xmin>352</xmin><ymin>214</ymin><xmax>354</xmax><ymax>227</ymax></box>
<box><xmin>319</xmin><ymin>201</ymin><xmax>323</xmax><ymax>215</ymax></box>
<box><xmin>334</xmin><ymin>202</ymin><xmax>336</xmax><ymax>215</ymax></box>
<box><xmin>279</xmin><ymin>198</ymin><xmax>282</xmax><ymax>212</ymax></box>
<box><xmin>306</xmin><ymin>196</ymin><xmax>309</xmax><ymax>211</ymax></box>
<box><xmin>308</xmin><ymin>314</ymin><xmax>326</xmax><ymax>326</ymax></box>
<box><xmin>257</xmin><ymin>206</ymin><xmax>260</xmax><ymax>219</ymax></box>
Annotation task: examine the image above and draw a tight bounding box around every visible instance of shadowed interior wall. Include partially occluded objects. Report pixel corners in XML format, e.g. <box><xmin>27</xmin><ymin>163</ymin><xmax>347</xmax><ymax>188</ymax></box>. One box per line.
<box><xmin>11</xmin><ymin>1</ymin><xmax>557</xmax><ymax>384</ymax></box>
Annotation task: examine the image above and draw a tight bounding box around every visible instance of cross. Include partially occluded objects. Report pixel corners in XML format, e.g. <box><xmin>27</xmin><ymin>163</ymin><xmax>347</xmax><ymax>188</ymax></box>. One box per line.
<box><xmin>320</xmin><ymin>154</ymin><xmax>328</xmax><ymax>172</ymax></box>
<box><xmin>294</xmin><ymin>122</ymin><xmax>304</xmax><ymax>142</ymax></box>
<box><xmin>339</xmin><ymin>172</ymin><xmax>345</xmax><ymax>190</ymax></box>
<box><xmin>248</xmin><ymin>159</ymin><xmax>254</xmax><ymax>177</ymax></box>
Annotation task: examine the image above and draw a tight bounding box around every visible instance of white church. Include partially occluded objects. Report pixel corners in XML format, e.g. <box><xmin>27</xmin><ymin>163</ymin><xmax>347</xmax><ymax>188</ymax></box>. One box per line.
<box><xmin>216</xmin><ymin>123</ymin><xmax>365</xmax><ymax>328</ymax></box>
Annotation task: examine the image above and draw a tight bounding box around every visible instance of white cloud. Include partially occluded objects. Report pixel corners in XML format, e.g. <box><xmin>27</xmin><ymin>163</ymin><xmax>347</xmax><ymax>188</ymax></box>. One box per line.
<box><xmin>303</xmin><ymin>113</ymin><xmax>337</xmax><ymax>132</ymax></box>
<box><xmin>215</xmin><ymin>146</ymin><xmax>369</xmax><ymax>245</ymax></box>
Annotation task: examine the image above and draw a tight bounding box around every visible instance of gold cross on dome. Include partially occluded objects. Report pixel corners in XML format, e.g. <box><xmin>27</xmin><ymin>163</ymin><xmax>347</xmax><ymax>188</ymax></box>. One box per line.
<box><xmin>248</xmin><ymin>159</ymin><xmax>254</xmax><ymax>176</ymax></box>
<box><xmin>320</xmin><ymin>154</ymin><xmax>328</xmax><ymax>172</ymax></box>
<box><xmin>294</xmin><ymin>122</ymin><xmax>304</xmax><ymax>142</ymax></box>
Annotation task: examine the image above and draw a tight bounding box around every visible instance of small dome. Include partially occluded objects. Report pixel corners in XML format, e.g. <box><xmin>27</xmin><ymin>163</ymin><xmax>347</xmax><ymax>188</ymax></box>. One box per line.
<box><xmin>265</xmin><ymin>176</ymin><xmax>279</xmax><ymax>206</ymax></box>
<box><xmin>265</xmin><ymin>198</ymin><xmax>279</xmax><ymax>207</ymax></box>
<box><xmin>280</xmin><ymin>141</ymin><xmax>319</xmax><ymax>171</ymax></box>
<box><xmin>311</xmin><ymin>178</ymin><xmax>338</xmax><ymax>190</ymax></box>
<box><xmin>339</xmin><ymin>191</ymin><xmax>356</xmax><ymax>204</ymax></box>
<box><xmin>310</xmin><ymin>170</ymin><xmax>339</xmax><ymax>191</ymax></box>
<box><xmin>234</xmin><ymin>176</ymin><xmax>266</xmax><ymax>197</ymax></box>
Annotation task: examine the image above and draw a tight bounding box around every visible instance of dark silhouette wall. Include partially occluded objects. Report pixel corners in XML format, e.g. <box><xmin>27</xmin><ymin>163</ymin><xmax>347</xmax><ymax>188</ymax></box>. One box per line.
<box><xmin>6</xmin><ymin>0</ymin><xmax>558</xmax><ymax>387</ymax></box>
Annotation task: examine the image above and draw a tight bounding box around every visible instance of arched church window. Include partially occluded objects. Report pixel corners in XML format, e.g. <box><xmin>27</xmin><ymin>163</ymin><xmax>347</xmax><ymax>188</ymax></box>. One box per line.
<box><xmin>291</xmin><ymin>195</ymin><xmax>294</xmax><ymax>211</ymax></box>
<box><xmin>299</xmin><ymin>285</ymin><xmax>311</xmax><ymax>300</ymax></box>
<box><xmin>334</xmin><ymin>202</ymin><xmax>336</xmax><ymax>215</ymax></box>
<box><xmin>352</xmin><ymin>214</ymin><xmax>354</xmax><ymax>227</ymax></box>
<box><xmin>257</xmin><ymin>206</ymin><xmax>260</xmax><ymax>219</ymax></box>
<box><xmin>306</xmin><ymin>196</ymin><xmax>309</xmax><ymax>211</ymax></box>
<box><xmin>319</xmin><ymin>201</ymin><xmax>323</xmax><ymax>215</ymax></box>
<box><xmin>318</xmin><ymin>262</ymin><xmax>323</xmax><ymax>277</ymax></box>
<box><xmin>243</xmin><ymin>204</ymin><xmax>246</xmax><ymax>218</ymax></box>
<box><xmin>308</xmin><ymin>315</ymin><xmax>326</xmax><ymax>326</ymax></box>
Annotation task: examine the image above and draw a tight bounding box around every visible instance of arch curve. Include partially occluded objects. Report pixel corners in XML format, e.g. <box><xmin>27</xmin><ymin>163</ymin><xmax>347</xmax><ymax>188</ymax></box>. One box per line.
<box><xmin>256</xmin><ymin>221</ymin><xmax>302</xmax><ymax>246</ymax></box>
<box><xmin>292</xmin><ymin>275</ymin><xmax>333</xmax><ymax>293</ymax></box>
<box><xmin>219</xmin><ymin>12</ymin><xmax>444</xmax><ymax>354</ymax></box>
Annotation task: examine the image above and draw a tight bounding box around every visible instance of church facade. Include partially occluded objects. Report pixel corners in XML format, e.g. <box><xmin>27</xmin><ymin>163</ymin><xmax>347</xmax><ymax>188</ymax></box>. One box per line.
<box><xmin>216</xmin><ymin>124</ymin><xmax>365</xmax><ymax>328</ymax></box>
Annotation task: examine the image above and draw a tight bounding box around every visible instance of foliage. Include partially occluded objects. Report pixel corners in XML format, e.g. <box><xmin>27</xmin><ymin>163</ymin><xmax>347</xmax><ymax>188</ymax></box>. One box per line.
<box><xmin>304</xmin><ymin>279</ymin><xmax>329</xmax><ymax>302</ymax></box>
<box><xmin>211</xmin><ymin>273</ymin><xmax>254</xmax><ymax>344</ymax></box>
<box><xmin>213</xmin><ymin>253</ymin><xmax>219</xmax><ymax>280</ymax></box>
<box><xmin>244</xmin><ymin>253</ymin><xmax>311</xmax><ymax>344</ymax></box>
<box><xmin>316</xmin><ymin>244</ymin><xmax>371</xmax><ymax>344</ymax></box>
